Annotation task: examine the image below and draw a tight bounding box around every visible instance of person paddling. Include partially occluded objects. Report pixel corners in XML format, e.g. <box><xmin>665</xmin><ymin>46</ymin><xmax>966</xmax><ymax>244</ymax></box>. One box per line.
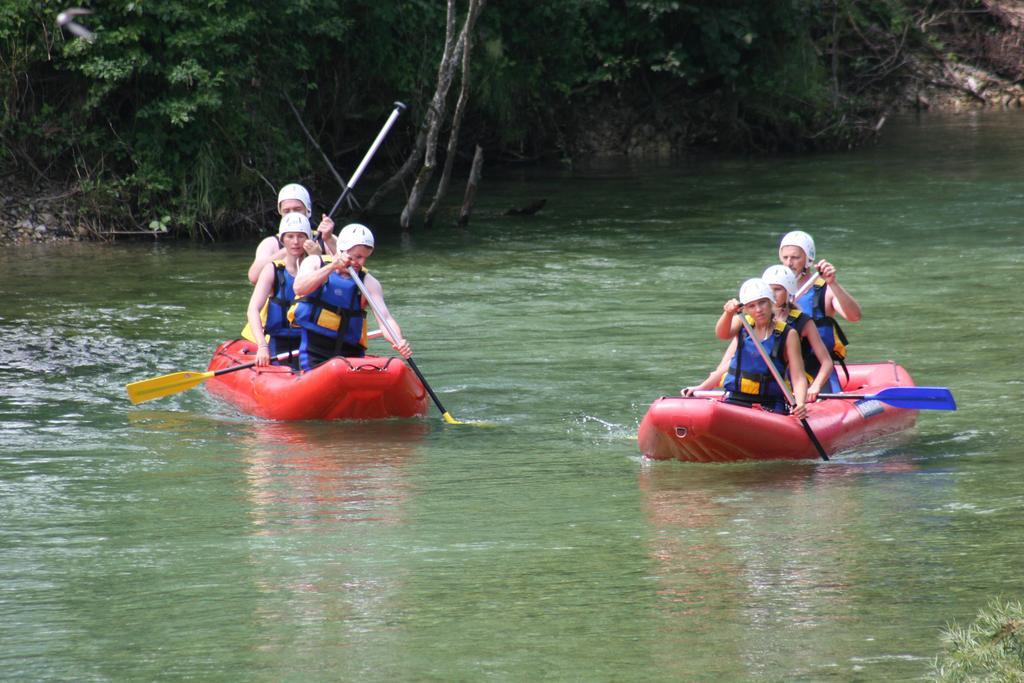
<box><xmin>290</xmin><ymin>223</ymin><xmax>411</xmax><ymax>371</ymax></box>
<box><xmin>247</xmin><ymin>213</ymin><xmax>315</xmax><ymax>368</ymax></box>
<box><xmin>712</xmin><ymin>267</ymin><xmax>834</xmax><ymax>402</ymax></box>
<box><xmin>762</xmin><ymin>265</ymin><xmax>835</xmax><ymax>402</ymax></box>
<box><xmin>684</xmin><ymin>278</ymin><xmax>808</xmax><ymax>419</ymax></box>
<box><xmin>247</xmin><ymin>183</ymin><xmax>337</xmax><ymax>284</ymax></box>
<box><xmin>778</xmin><ymin>230</ymin><xmax>860</xmax><ymax>391</ymax></box>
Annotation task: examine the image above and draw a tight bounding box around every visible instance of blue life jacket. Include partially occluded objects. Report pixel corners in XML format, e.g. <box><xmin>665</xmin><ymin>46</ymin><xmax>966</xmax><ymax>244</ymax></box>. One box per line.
<box><xmin>289</xmin><ymin>259</ymin><xmax>367</xmax><ymax>350</ymax></box>
<box><xmin>722</xmin><ymin>317</ymin><xmax>791</xmax><ymax>404</ymax></box>
<box><xmin>787</xmin><ymin>304</ymin><xmax>842</xmax><ymax>393</ymax></box>
<box><xmin>264</xmin><ymin>260</ymin><xmax>301</xmax><ymax>338</ymax></box>
<box><xmin>795</xmin><ymin>276</ymin><xmax>849</xmax><ymax>377</ymax></box>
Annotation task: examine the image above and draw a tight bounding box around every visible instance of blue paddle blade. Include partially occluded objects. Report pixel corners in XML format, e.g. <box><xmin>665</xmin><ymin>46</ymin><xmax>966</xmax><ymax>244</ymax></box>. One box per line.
<box><xmin>869</xmin><ymin>386</ymin><xmax>957</xmax><ymax>411</ymax></box>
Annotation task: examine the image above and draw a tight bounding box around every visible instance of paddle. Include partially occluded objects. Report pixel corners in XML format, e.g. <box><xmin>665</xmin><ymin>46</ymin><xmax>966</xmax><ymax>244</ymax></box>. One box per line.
<box><xmin>325</xmin><ymin>102</ymin><xmax>406</xmax><ymax>221</ymax></box>
<box><xmin>737</xmin><ymin>314</ymin><xmax>829</xmax><ymax>460</ymax></box>
<box><xmin>819</xmin><ymin>386</ymin><xmax>957</xmax><ymax>411</ymax></box>
<box><xmin>126</xmin><ymin>350</ymin><xmax>296</xmax><ymax>404</ymax></box>
<box><xmin>690</xmin><ymin>386</ymin><xmax>957</xmax><ymax>411</ymax></box>
<box><xmin>346</xmin><ymin>265</ymin><xmax>463</xmax><ymax>425</ymax></box>
<box><xmin>310</xmin><ymin>102</ymin><xmax>406</xmax><ymax>253</ymax></box>
<box><xmin>793</xmin><ymin>269</ymin><xmax>820</xmax><ymax>301</ymax></box>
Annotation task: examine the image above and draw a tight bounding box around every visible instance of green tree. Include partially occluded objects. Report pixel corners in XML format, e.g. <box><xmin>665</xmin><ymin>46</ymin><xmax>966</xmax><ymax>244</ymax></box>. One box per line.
<box><xmin>0</xmin><ymin>0</ymin><xmax>925</xmax><ymax>238</ymax></box>
<box><xmin>932</xmin><ymin>598</ymin><xmax>1024</xmax><ymax>682</ymax></box>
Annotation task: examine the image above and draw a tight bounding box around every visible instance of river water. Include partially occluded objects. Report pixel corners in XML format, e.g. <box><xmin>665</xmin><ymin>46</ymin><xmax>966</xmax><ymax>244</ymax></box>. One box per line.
<box><xmin>2</xmin><ymin>112</ymin><xmax>1022</xmax><ymax>680</ymax></box>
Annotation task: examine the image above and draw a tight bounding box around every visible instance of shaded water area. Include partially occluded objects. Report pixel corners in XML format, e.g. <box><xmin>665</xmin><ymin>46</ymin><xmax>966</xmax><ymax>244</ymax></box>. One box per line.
<box><xmin>2</xmin><ymin>112</ymin><xmax>1023</xmax><ymax>680</ymax></box>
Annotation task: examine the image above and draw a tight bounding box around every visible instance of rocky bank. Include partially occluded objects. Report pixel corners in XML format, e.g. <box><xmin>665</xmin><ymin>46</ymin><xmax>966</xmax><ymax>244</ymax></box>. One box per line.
<box><xmin>0</xmin><ymin>179</ymin><xmax>98</xmax><ymax>245</ymax></box>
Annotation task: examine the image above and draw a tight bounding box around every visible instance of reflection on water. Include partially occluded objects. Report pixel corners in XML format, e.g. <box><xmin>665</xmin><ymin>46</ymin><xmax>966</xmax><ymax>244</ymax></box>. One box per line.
<box><xmin>638</xmin><ymin>456</ymin><xmax>948</xmax><ymax>679</ymax></box>
<box><xmin>234</xmin><ymin>421</ymin><xmax>429</xmax><ymax>677</ymax></box>
<box><xmin>242</xmin><ymin>421</ymin><xmax>428</xmax><ymax>529</ymax></box>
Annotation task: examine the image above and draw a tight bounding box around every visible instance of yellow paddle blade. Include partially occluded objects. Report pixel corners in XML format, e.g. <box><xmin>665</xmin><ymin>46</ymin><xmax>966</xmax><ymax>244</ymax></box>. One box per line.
<box><xmin>126</xmin><ymin>370</ymin><xmax>215</xmax><ymax>404</ymax></box>
<box><xmin>440</xmin><ymin>412</ymin><xmax>498</xmax><ymax>427</ymax></box>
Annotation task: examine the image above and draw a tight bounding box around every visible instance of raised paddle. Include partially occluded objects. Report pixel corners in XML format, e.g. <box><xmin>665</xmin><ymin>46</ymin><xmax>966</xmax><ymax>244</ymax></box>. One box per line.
<box><xmin>737</xmin><ymin>314</ymin><xmax>830</xmax><ymax>461</ymax></box>
<box><xmin>310</xmin><ymin>102</ymin><xmax>406</xmax><ymax>254</ymax></box>
<box><xmin>326</xmin><ymin>102</ymin><xmax>406</xmax><ymax>221</ymax></box>
<box><xmin>690</xmin><ymin>386</ymin><xmax>957</xmax><ymax>411</ymax></box>
<box><xmin>345</xmin><ymin>265</ymin><xmax>464</xmax><ymax>425</ymax></box>
<box><xmin>126</xmin><ymin>350</ymin><xmax>297</xmax><ymax>404</ymax></box>
<box><xmin>793</xmin><ymin>269</ymin><xmax>820</xmax><ymax>301</ymax></box>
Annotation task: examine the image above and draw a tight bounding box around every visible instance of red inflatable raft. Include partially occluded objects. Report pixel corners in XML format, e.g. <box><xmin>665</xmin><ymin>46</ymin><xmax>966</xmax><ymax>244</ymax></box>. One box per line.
<box><xmin>205</xmin><ymin>339</ymin><xmax>428</xmax><ymax>421</ymax></box>
<box><xmin>638</xmin><ymin>361</ymin><xmax>919</xmax><ymax>462</ymax></box>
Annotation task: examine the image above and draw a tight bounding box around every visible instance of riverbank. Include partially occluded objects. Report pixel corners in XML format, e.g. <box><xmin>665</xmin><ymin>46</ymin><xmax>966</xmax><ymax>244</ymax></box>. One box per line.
<box><xmin>4</xmin><ymin>105</ymin><xmax>1018</xmax><ymax>249</ymax></box>
<box><xmin>5</xmin><ymin>2</ymin><xmax>1023</xmax><ymax>246</ymax></box>
<box><xmin>0</xmin><ymin>178</ymin><xmax>91</xmax><ymax>246</ymax></box>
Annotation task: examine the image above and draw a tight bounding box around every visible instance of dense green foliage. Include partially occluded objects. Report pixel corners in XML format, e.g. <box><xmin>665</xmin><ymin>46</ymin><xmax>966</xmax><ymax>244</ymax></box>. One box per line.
<box><xmin>1</xmin><ymin>0</ymin><xmax>921</xmax><ymax>236</ymax></box>
<box><xmin>932</xmin><ymin>598</ymin><xmax>1024</xmax><ymax>682</ymax></box>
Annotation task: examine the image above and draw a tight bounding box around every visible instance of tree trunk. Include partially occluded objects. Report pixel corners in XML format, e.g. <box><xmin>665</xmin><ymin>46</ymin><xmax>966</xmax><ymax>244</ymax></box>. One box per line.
<box><xmin>457</xmin><ymin>144</ymin><xmax>483</xmax><ymax>228</ymax></box>
<box><xmin>425</xmin><ymin>0</ymin><xmax>483</xmax><ymax>227</ymax></box>
<box><xmin>363</xmin><ymin>1</ymin><xmax>459</xmax><ymax>215</ymax></box>
<box><xmin>398</xmin><ymin>0</ymin><xmax>482</xmax><ymax>230</ymax></box>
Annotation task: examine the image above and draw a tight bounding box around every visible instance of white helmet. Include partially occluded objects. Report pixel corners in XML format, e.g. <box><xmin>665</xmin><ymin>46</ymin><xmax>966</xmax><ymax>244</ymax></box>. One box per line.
<box><xmin>761</xmin><ymin>264</ymin><xmax>797</xmax><ymax>296</ymax></box>
<box><xmin>277</xmin><ymin>183</ymin><xmax>312</xmax><ymax>217</ymax></box>
<box><xmin>337</xmin><ymin>223</ymin><xmax>375</xmax><ymax>252</ymax></box>
<box><xmin>779</xmin><ymin>230</ymin><xmax>816</xmax><ymax>264</ymax></box>
<box><xmin>738</xmin><ymin>278</ymin><xmax>775</xmax><ymax>305</ymax></box>
<box><xmin>277</xmin><ymin>212</ymin><xmax>313</xmax><ymax>240</ymax></box>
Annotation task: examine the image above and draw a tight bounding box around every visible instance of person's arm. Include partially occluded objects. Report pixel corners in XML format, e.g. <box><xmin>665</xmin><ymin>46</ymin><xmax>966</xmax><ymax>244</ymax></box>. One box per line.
<box><xmin>316</xmin><ymin>215</ymin><xmax>336</xmax><ymax>255</ymax></box>
<box><xmin>785</xmin><ymin>328</ymin><xmax>808</xmax><ymax>419</ymax></box>
<box><xmin>361</xmin><ymin>274</ymin><xmax>412</xmax><ymax>358</ymax></box>
<box><xmin>293</xmin><ymin>253</ymin><xmax>349</xmax><ymax>297</ymax></box>
<box><xmin>248</xmin><ymin>236</ymin><xmax>286</xmax><ymax>285</ymax></box>
<box><xmin>816</xmin><ymin>259</ymin><xmax>861</xmax><ymax>322</ymax></box>
<box><xmin>714</xmin><ymin>299</ymin><xmax>742</xmax><ymax>340</ymax></box>
<box><xmin>682</xmin><ymin>337</ymin><xmax>737</xmax><ymax>395</ymax></box>
<box><xmin>801</xmin><ymin>324</ymin><xmax>834</xmax><ymax>402</ymax></box>
<box><xmin>246</xmin><ymin>263</ymin><xmax>276</xmax><ymax>366</ymax></box>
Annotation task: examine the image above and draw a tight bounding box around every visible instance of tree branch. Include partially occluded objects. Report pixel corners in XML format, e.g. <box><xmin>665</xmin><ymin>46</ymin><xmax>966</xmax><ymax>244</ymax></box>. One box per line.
<box><xmin>284</xmin><ymin>90</ymin><xmax>359</xmax><ymax>211</ymax></box>
<box><xmin>426</xmin><ymin>0</ymin><xmax>485</xmax><ymax>227</ymax></box>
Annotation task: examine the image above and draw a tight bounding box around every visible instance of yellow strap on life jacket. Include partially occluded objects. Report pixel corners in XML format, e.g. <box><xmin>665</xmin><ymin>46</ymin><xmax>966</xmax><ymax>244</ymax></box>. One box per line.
<box><xmin>740</xmin><ymin>377</ymin><xmax>761</xmax><ymax>394</ymax></box>
<box><xmin>833</xmin><ymin>338</ymin><xmax>847</xmax><ymax>360</ymax></box>
<box><xmin>718</xmin><ymin>374</ymin><xmax>789</xmax><ymax>396</ymax></box>
<box><xmin>314</xmin><ymin>309</ymin><xmax>343</xmax><ymax>332</ymax></box>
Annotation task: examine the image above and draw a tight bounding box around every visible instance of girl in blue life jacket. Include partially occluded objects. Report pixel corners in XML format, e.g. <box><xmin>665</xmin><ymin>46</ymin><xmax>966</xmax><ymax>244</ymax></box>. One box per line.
<box><xmin>712</xmin><ymin>266</ymin><xmax>835</xmax><ymax>402</ymax></box>
<box><xmin>761</xmin><ymin>265</ymin><xmax>835</xmax><ymax>402</ymax></box>
<box><xmin>247</xmin><ymin>183</ymin><xmax>337</xmax><ymax>284</ymax></box>
<box><xmin>246</xmin><ymin>213</ymin><xmax>315</xmax><ymax>368</ymax></box>
<box><xmin>778</xmin><ymin>230</ymin><xmax>861</xmax><ymax>391</ymax></box>
<box><xmin>683</xmin><ymin>278</ymin><xmax>808</xmax><ymax>419</ymax></box>
<box><xmin>291</xmin><ymin>223</ymin><xmax>412</xmax><ymax>371</ymax></box>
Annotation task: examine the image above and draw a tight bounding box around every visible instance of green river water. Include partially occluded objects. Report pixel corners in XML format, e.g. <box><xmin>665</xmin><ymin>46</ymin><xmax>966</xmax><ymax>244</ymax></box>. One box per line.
<box><xmin>2</xmin><ymin>112</ymin><xmax>1023</xmax><ymax>681</ymax></box>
